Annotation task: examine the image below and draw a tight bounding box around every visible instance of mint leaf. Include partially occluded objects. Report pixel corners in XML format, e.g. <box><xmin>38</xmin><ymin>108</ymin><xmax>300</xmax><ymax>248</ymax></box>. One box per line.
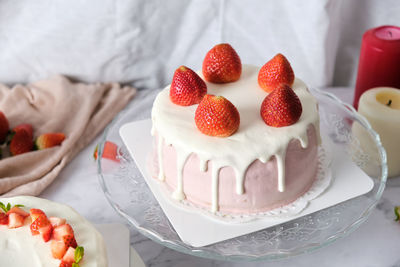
<box><xmin>395</xmin><ymin>206</ymin><xmax>400</xmax><ymax>221</ymax></box>
<box><xmin>74</xmin><ymin>246</ymin><xmax>84</xmax><ymax>263</ymax></box>
<box><xmin>0</xmin><ymin>202</ymin><xmax>6</xmax><ymax>213</ymax></box>
<box><xmin>6</xmin><ymin>203</ymin><xmax>11</xmax><ymax>212</ymax></box>
<box><xmin>72</xmin><ymin>263</ymin><xmax>80</xmax><ymax>267</ymax></box>
<box><xmin>14</xmin><ymin>204</ymin><xmax>24</xmax><ymax>208</ymax></box>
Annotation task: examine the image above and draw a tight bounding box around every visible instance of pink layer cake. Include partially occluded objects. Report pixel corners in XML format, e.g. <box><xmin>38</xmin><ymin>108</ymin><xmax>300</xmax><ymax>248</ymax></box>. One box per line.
<box><xmin>150</xmin><ymin>64</ymin><xmax>320</xmax><ymax>214</ymax></box>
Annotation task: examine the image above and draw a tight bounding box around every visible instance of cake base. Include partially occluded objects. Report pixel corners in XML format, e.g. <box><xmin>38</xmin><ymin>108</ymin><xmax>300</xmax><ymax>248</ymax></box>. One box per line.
<box><xmin>152</xmin><ymin>125</ymin><xmax>319</xmax><ymax>214</ymax></box>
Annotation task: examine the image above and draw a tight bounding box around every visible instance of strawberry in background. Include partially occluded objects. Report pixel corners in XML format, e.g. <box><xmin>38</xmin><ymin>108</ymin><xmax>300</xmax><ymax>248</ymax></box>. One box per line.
<box><xmin>202</xmin><ymin>43</ymin><xmax>242</xmax><ymax>83</ymax></box>
<box><xmin>9</xmin><ymin>124</ymin><xmax>34</xmax><ymax>156</ymax></box>
<box><xmin>35</xmin><ymin>133</ymin><xmax>66</xmax><ymax>150</ymax></box>
<box><xmin>0</xmin><ymin>111</ymin><xmax>9</xmax><ymax>144</ymax></box>
<box><xmin>93</xmin><ymin>141</ymin><xmax>119</xmax><ymax>162</ymax></box>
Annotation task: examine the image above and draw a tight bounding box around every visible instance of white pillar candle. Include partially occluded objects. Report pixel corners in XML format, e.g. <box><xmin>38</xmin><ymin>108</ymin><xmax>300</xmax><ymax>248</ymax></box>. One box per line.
<box><xmin>356</xmin><ymin>87</ymin><xmax>400</xmax><ymax>177</ymax></box>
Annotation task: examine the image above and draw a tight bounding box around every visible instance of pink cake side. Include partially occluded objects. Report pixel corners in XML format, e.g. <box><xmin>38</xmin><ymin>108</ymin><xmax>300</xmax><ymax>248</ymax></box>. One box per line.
<box><xmin>151</xmin><ymin>124</ymin><xmax>319</xmax><ymax>214</ymax></box>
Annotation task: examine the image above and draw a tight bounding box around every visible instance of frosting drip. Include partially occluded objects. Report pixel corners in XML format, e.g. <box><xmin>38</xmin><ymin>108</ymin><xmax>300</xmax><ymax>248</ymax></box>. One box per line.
<box><xmin>151</xmin><ymin>65</ymin><xmax>320</xmax><ymax>212</ymax></box>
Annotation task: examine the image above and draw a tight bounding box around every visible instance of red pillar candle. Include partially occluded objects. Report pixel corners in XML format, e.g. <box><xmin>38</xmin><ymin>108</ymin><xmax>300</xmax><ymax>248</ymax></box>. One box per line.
<box><xmin>353</xmin><ymin>25</ymin><xmax>400</xmax><ymax>109</ymax></box>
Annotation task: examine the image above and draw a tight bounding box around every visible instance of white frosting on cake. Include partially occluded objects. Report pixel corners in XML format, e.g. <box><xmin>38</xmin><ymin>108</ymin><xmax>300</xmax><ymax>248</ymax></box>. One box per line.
<box><xmin>151</xmin><ymin>65</ymin><xmax>320</xmax><ymax>212</ymax></box>
<box><xmin>0</xmin><ymin>196</ymin><xmax>107</xmax><ymax>267</ymax></box>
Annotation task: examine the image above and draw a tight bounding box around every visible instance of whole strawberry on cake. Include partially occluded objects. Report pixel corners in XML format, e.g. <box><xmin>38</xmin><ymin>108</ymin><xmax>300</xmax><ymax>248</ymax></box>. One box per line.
<box><xmin>151</xmin><ymin>43</ymin><xmax>320</xmax><ymax>214</ymax></box>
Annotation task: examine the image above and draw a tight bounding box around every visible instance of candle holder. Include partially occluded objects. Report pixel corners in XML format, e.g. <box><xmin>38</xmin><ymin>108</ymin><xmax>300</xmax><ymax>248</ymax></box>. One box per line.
<box><xmin>353</xmin><ymin>25</ymin><xmax>400</xmax><ymax>109</ymax></box>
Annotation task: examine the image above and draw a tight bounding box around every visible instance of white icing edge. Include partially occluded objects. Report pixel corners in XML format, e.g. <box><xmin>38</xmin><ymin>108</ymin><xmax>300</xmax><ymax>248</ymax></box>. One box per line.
<box><xmin>157</xmin><ymin>146</ymin><xmax>332</xmax><ymax>223</ymax></box>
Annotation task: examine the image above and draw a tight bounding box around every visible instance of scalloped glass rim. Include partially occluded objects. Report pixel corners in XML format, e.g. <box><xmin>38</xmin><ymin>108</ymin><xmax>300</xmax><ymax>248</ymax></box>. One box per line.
<box><xmin>96</xmin><ymin>87</ymin><xmax>387</xmax><ymax>261</ymax></box>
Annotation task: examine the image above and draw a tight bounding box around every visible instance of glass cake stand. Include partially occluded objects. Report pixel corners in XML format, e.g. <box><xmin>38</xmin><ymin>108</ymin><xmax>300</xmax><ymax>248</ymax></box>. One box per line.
<box><xmin>97</xmin><ymin>88</ymin><xmax>387</xmax><ymax>261</ymax></box>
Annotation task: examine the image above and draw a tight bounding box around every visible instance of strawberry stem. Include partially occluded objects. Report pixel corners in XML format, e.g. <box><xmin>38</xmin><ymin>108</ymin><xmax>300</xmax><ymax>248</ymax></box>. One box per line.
<box><xmin>395</xmin><ymin>206</ymin><xmax>400</xmax><ymax>221</ymax></box>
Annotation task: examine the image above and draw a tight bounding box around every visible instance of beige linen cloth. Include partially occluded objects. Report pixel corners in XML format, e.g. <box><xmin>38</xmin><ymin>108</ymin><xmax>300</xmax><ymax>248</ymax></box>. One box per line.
<box><xmin>0</xmin><ymin>75</ymin><xmax>136</xmax><ymax>196</ymax></box>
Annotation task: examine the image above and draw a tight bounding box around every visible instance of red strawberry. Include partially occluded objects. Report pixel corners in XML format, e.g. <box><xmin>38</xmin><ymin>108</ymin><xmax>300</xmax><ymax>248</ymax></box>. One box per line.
<box><xmin>8</xmin><ymin>213</ymin><xmax>25</xmax><ymax>228</ymax></box>
<box><xmin>13</xmin><ymin>124</ymin><xmax>34</xmax><ymax>138</ymax></box>
<box><xmin>30</xmin><ymin>214</ymin><xmax>53</xmax><ymax>242</ymax></box>
<box><xmin>53</xmin><ymin>224</ymin><xmax>74</xmax><ymax>241</ymax></box>
<box><xmin>9</xmin><ymin>125</ymin><xmax>34</xmax><ymax>156</ymax></box>
<box><xmin>195</xmin><ymin>94</ymin><xmax>240</xmax><ymax>137</ymax></box>
<box><xmin>0</xmin><ymin>111</ymin><xmax>9</xmax><ymax>144</ymax></box>
<box><xmin>258</xmin><ymin>53</ymin><xmax>295</xmax><ymax>93</ymax></box>
<box><xmin>30</xmin><ymin>208</ymin><xmax>46</xmax><ymax>222</ymax></box>
<box><xmin>202</xmin><ymin>43</ymin><xmax>242</xmax><ymax>83</ymax></box>
<box><xmin>59</xmin><ymin>260</ymin><xmax>72</xmax><ymax>267</ymax></box>
<box><xmin>39</xmin><ymin>224</ymin><xmax>53</xmax><ymax>242</ymax></box>
<box><xmin>51</xmin><ymin>240</ymin><xmax>68</xmax><ymax>259</ymax></box>
<box><xmin>93</xmin><ymin>141</ymin><xmax>119</xmax><ymax>162</ymax></box>
<box><xmin>30</xmin><ymin>214</ymin><xmax>50</xmax><ymax>236</ymax></box>
<box><xmin>0</xmin><ymin>212</ymin><xmax>9</xmax><ymax>225</ymax></box>
<box><xmin>35</xmin><ymin>133</ymin><xmax>65</xmax><ymax>150</ymax></box>
<box><xmin>7</xmin><ymin>206</ymin><xmax>29</xmax><ymax>217</ymax></box>
<box><xmin>49</xmin><ymin>217</ymin><xmax>66</xmax><ymax>227</ymax></box>
<box><xmin>260</xmin><ymin>84</ymin><xmax>302</xmax><ymax>127</ymax></box>
<box><xmin>62</xmin><ymin>247</ymin><xmax>76</xmax><ymax>263</ymax></box>
<box><xmin>170</xmin><ymin>66</ymin><xmax>207</xmax><ymax>106</ymax></box>
<box><xmin>63</xmin><ymin>234</ymin><xmax>78</xmax><ymax>248</ymax></box>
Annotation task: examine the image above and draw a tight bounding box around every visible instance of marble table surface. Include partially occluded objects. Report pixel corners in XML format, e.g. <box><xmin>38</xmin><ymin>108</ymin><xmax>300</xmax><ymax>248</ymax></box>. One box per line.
<box><xmin>40</xmin><ymin>87</ymin><xmax>400</xmax><ymax>267</ymax></box>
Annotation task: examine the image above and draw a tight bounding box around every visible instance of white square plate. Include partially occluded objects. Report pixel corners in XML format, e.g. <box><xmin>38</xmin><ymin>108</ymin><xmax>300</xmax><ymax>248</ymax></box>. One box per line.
<box><xmin>120</xmin><ymin>119</ymin><xmax>374</xmax><ymax>247</ymax></box>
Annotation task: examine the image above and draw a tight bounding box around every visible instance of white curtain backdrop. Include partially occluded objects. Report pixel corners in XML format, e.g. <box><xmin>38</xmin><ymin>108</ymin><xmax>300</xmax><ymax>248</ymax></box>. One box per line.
<box><xmin>0</xmin><ymin>0</ymin><xmax>399</xmax><ymax>90</ymax></box>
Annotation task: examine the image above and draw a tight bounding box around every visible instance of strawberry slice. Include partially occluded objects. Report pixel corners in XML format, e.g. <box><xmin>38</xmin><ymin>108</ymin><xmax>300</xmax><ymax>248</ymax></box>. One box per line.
<box><xmin>8</xmin><ymin>213</ymin><xmax>25</xmax><ymax>228</ymax></box>
<box><xmin>51</xmin><ymin>240</ymin><xmax>68</xmax><ymax>259</ymax></box>
<box><xmin>0</xmin><ymin>212</ymin><xmax>9</xmax><ymax>225</ymax></box>
<box><xmin>49</xmin><ymin>217</ymin><xmax>66</xmax><ymax>227</ymax></box>
<box><xmin>258</xmin><ymin>53</ymin><xmax>295</xmax><ymax>93</ymax></box>
<box><xmin>30</xmin><ymin>214</ymin><xmax>49</xmax><ymax>235</ymax></box>
<box><xmin>39</xmin><ymin>224</ymin><xmax>53</xmax><ymax>242</ymax></box>
<box><xmin>59</xmin><ymin>261</ymin><xmax>72</xmax><ymax>267</ymax></box>
<box><xmin>7</xmin><ymin>206</ymin><xmax>29</xmax><ymax>217</ymax></box>
<box><xmin>62</xmin><ymin>247</ymin><xmax>76</xmax><ymax>263</ymax></box>
<box><xmin>260</xmin><ymin>84</ymin><xmax>302</xmax><ymax>127</ymax></box>
<box><xmin>195</xmin><ymin>94</ymin><xmax>240</xmax><ymax>137</ymax></box>
<box><xmin>93</xmin><ymin>141</ymin><xmax>119</xmax><ymax>162</ymax></box>
<box><xmin>63</xmin><ymin>234</ymin><xmax>78</xmax><ymax>248</ymax></box>
<box><xmin>30</xmin><ymin>214</ymin><xmax>53</xmax><ymax>241</ymax></box>
<box><xmin>202</xmin><ymin>43</ymin><xmax>242</xmax><ymax>83</ymax></box>
<box><xmin>30</xmin><ymin>208</ymin><xmax>46</xmax><ymax>222</ymax></box>
<box><xmin>53</xmin><ymin>224</ymin><xmax>75</xmax><ymax>241</ymax></box>
<box><xmin>169</xmin><ymin>65</ymin><xmax>207</xmax><ymax>106</ymax></box>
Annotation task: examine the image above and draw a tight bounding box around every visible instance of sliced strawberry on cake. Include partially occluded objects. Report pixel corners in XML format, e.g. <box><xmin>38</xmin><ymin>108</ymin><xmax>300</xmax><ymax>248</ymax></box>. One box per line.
<box><xmin>31</xmin><ymin>214</ymin><xmax>53</xmax><ymax>241</ymax></box>
<box><xmin>170</xmin><ymin>65</ymin><xmax>207</xmax><ymax>106</ymax></box>
<box><xmin>9</xmin><ymin>124</ymin><xmax>34</xmax><ymax>156</ymax></box>
<box><xmin>202</xmin><ymin>43</ymin><xmax>242</xmax><ymax>83</ymax></box>
<box><xmin>49</xmin><ymin>216</ymin><xmax>67</xmax><ymax>227</ymax></box>
<box><xmin>51</xmin><ymin>240</ymin><xmax>69</xmax><ymax>259</ymax></box>
<box><xmin>30</xmin><ymin>208</ymin><xmax>46</xmax><ymax>222</ymax></box>
<box><xmin>0</xmin><ymin>202</ymin><xmax>29</xmax><ymax>229</ymax></box>
<box><xmin>258</xmin><ymin>53</ymin><xmax>295</xmax><ymax>93</ymax></box>
<box><xmin>0</xmin><ymin>212</ymin><xmax>8</xmax><ymax>225</ymax></box>
<box><xmin>8</xmin><ymin>213</ymin><xmax>25</xmax><ymax>228</ymax></box>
